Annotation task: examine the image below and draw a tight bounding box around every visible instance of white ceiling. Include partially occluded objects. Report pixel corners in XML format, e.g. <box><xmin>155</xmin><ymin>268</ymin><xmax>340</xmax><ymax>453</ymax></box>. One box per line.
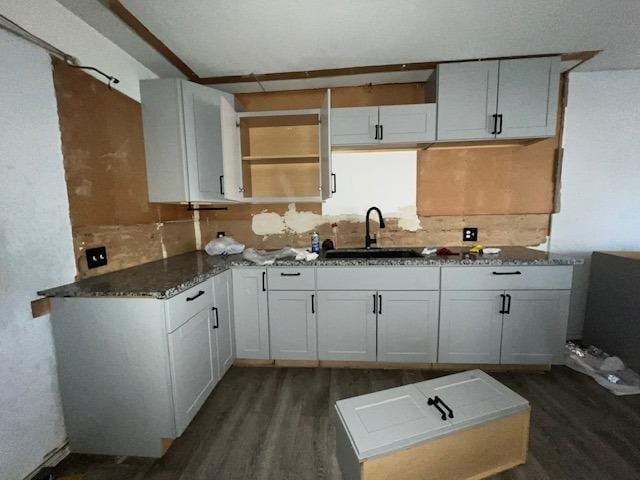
<box><xmin>59</xmin><ymin>0</ymin><xmax>640</xmax><ymax>88</ymax></box>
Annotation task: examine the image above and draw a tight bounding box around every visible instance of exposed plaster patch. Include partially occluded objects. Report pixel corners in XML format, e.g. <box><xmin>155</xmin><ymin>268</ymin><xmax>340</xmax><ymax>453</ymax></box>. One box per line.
<box><xmin>252</xmin><ymin>211</ymin><xmax>286</xmax><ymax>235</ymax></box>
<box><xmin>395</xmin><ymin>205</ymin><xmax>421</xmax><ymax>232</ymax></box>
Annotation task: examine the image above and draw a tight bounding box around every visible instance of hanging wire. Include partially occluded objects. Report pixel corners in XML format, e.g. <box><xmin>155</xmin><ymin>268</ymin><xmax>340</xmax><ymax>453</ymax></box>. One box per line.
<box><xmin>0</xmin><ymin>14</ymin><xmax>120</xmax><ymax>88</ymax></box>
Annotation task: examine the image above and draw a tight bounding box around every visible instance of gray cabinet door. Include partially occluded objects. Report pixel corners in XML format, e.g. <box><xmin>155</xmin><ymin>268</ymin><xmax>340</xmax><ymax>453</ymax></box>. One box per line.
<box><xmin>268</xmin><ymin>291</ymin><xmax>317</xmax><ymax>360</ymax></box>
<box><xmin>439</xmin><ymin>290</ymin><xmax>503</xmax><ymax>364</ymax></box>
<box><xmin>320</xmin><ymin>89</ymin><xmax>333</xmax><ymax>199</ymax></box>
<box><xmin>168</xmin><ymin>308</ymin><xmax>217</xmax><ymax>435</ymax></box>
<box><xmin>501</xmin><ymin>289</ymin><xmax>570</xmax><ymax>364</ymax></box>
<box><xmin>377</xmin><ymin>291</ymin><xmax>439</xmax><ymax>363</ymax></box>
<box><xmin>219</xmin><ymin>95</ymin><xmax>244</xmax><ymax>201</ymax></box>
<box><xmin>496</xmin><ymin>56</ymin><xmax>560</xmax><ymax>139</ymax></box>
<box><xmin>331</xmin><ymin>106</ymin><xmax>379</xmax><ymax>145</ymax></box>
<box><xmin>436</xmin><ymin>61</ymin><xmax>499</xmax><ymax>141</ymax></box>
<box><xmin>318</xmin><ymin>290</ymin><xmax>377</xmax><ymax>361</ymax></box>
<box><xmin>213</xmin><ymin>270</ymin><xmax>235</xmax><ymax>374</ymax></box>
<box><xmin>232</xmin><ymin>269</ymin><xmax>269</xmax><ymax>359</ymax></box>
<box><xmin>378</xmin><ymin>104</ymin><xmax>436</xmax><ymax>144</ymax></box>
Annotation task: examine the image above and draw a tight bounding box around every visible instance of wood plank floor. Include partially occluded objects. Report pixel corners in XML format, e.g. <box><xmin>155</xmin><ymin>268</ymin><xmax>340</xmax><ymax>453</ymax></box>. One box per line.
<box><xmin>52</xmin><ymin>366</ymin><xmax>640</xmax><ymax>480</ymax></box>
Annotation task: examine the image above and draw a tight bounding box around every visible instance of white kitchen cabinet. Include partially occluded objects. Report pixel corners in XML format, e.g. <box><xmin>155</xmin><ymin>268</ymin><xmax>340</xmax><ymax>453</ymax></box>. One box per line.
<box><xmin>140</xmin><ymin>78</ymin><xmax>237</xmax><ymax>203</ymax></box>
<box><xmin>331</xmin><ymin>104</ymin><xmax>436</xmax><ymax>146</ymax></box>
<box><xmin>232</xmin><ymin>268</ymin><xmax>270</xmax><ymax>359</ymax></box>
<box><xmin>318</xmin><ymin>291</ymin><xmax>377</xmax><ymax>361</ymax></box>
<box><xmin>501</xmin><ymin>290</ymin><xmax>570</xmax><ymax>364</ymax></box>
<box><xmin>377</xmin><ymin>291</ymin><xmax>439</xmax><ymax>363</ymax></box>
<box><xmin>438</xmin><ymin>290</ymin><xmax>504</xmax><ymax>364</ymax></box>
<box><xmin>268</xmin><ymin>291</ymin><xmax>317</xmax><ymax>360</ymax></box>
<box><xmin>168</xmin><ymin>307</ymin><xmax>219</xmax><ymax>435</ymax></box>
<box><xmin>213</xmin><ymin>269</ymin><xmax>235</xmax><ymax>374</ymax></box>
<box><xmin>436</xmin><ymin>56</ymin><xmax>560</xmax><ymax>141</ymax></box>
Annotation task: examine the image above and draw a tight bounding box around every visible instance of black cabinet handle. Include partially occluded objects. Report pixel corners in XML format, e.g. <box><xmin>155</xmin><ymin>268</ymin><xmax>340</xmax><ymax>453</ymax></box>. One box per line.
<box><xmin>492</xmin><ymin>271</ymin><xmax>522</xmax><ymax>275</ymax></box>
<box><xmin>331</xmin><ymin>173</ymin><xmax>337</xmax><ymax>194</ymax></box>
<box><xmin>211</xmin><ymin>306</ymin><xmax>219</xmax><ymax>328</ymax></box>
<box><xmin>186</xmin><ymin>290</ymin><xmax>205</xmax><ymax>301</ymax></box>
<box><xmin>311</xmin><ymin>294</ymin><xmax>315</xmax><ymax>314</ymax></box>
<box><xmin>379</xmin><ymin>125</ymin><xmax>383</xmax><ymax>141</ymax></box>
<box><xmin>219</xmin><ymin>175</ymin><xmax>224</xmax><ymax>195</ymax></box>
<box><xmin>505</xmin><ymin>293</ymin><xmax>512</xmax><ymax>314</ymax></box>
<box><xmin>373</xmin><ymin>294</ymin><xmax>377</xmax><ymax>314</ymax></box>
<box><xmin>427</xmin><ymin>397</ymin><xmax>448</xmax><ymax>421</ymax></box>
<box><xmin>262</xmin><ymin>271</ymin><xmax>266</xmax><ymax>291</ymax></box>
<box><xmin>499</xmin><ymin>293</ymin><xmax>506</xmax><ymax>314</ymax></box>
<box><xmin>280</xmin><ymin>272</ymin><xmax>301</xmax><ymax>277</ymax></box>
<box><xmin>490</xmin><ymin>114</ymin><xmax>498</xmax><ymax>135</ymax></box>
<box><xmin>378</xmin><ymin>294</ymin><xmax>382</xmax><ymax>314</ymax></box>
<box><xmin>435</xmin><ymin>396</ymin><xmax>454</xmax><ymax>419</ymax></box>
<box><xmin>374</xmin><ymin>124</ymin><xmax>379</xmax><ymax>140</ymax></box>
<box><xmin>497</xmin><ymin>114</ymin><xmax>503</xmax><ymax>134</ymax></box>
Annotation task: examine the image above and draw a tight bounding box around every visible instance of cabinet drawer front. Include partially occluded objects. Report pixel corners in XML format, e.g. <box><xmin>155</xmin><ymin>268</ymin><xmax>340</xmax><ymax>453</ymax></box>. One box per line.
<box><xmin>441</xmin><ymin>266</ymin><xmax>572</xmax><ymax>291</ymax></box>
<box><xmin>317</xmin><ymin>267</ymin><xmax>439</xmax><ymax>291</ymax></box>
<box><xmin>267</xmin><ymin>267</ymin><xmax>315</xmax><ymax>290</ymax></box>
<box><xmin>166</xmin><ymin>281</ymin><xmax>214</xmax><ymax>333</ymax></box>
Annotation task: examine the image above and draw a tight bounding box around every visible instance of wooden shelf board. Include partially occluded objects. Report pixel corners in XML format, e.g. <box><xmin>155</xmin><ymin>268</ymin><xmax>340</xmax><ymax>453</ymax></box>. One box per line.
<box><xmin>242</xmin><ymin>154</ymin><xmax>319</xmax><ymax>162</ymax></box>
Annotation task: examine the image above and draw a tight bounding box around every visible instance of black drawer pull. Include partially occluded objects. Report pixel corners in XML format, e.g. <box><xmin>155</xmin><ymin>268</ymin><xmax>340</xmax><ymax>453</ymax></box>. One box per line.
<box><xmin>499</xmin><ymin>293</ymin><xmax>506</xmax><ymax>314</ymax></box>
<box><xmin>492</xmin><ymin>271</ymin><xmax>522</xmax><ymax>276</ymax></box>
<box><xmin>331</xmin><ymin>173</ymin><xmax>337</xmax><ymax>194</ymax></box>
<box><xmin>505</xmin><ymin>293</ymin><xmax>512</xmax><ymax>314</ymax></box>
<box><xmin>186</xmin><ymin>290</ymin><xmax>205</xmax><ymax>301</ymax></box>
<box><xmin>373</xmin><ymin>294</ymin><xmax>377</xmax><ymax>314</ymax></box>
<box><xmin>311</xmin><ymin>294</ymin><xmax>315</xmax><ymax>314</ymax></box>
<box><xmin>211</xmin><ymin>306</ymin><xmax>219</xmax><ymax>328</ymax></box>
<box><xmin>262</xmin><ymin>271</ymin><xmax>266</xmax><ymax>291</ymax></box>
<box><xmin>219</xmin><ymin>175</ymin><xmax>224</xmax><ymax>195</ymax></box>
<box><xmin>374</xmin><ymin>124</ymin><xmax>379</xmax><ymax>140</ymax></box>
<box><xmin>378</xmin><ymin>294</ymin><xmax>382</xmax><ymax>314</ymax></box>
<box><xmin>428</xmin><ymin>396</ymin><xmax>454</xmax><ymax>421</ymax></box>
<box><xmin>280</xmin><ymin>272</ymin><xmax>302</xmax><ymax>277</ymax></box>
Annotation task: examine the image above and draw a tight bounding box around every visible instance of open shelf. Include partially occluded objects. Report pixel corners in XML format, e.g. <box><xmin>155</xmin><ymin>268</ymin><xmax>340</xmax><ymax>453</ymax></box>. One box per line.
<box><xmin>242</xmin><ymin>154</ymin><xmax>319</xmax><ymax>162</ymax></box>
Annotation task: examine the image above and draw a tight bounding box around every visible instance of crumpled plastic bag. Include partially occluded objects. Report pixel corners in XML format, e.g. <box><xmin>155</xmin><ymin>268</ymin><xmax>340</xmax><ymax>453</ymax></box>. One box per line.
<box><xmin>565</xmin><ymin>342</ymin><xmax>640</xmax><ymax>396</ymax></box>
<box><xmin>242</xmin><ymin>247</ymin><xmax>318</xmax><ymax>266</ymax></box>
<box><xmin>204</xmin><ymin>236</ymin><xmax>245</xmax><ymax>256</ymax></box>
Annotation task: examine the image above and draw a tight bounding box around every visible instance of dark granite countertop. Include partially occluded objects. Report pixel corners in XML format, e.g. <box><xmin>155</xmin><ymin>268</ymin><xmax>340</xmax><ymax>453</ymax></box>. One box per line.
<box><xmin>38</xmin><ymin>247</ymin><xmax>580</xmax><ymax>300</ymax></box>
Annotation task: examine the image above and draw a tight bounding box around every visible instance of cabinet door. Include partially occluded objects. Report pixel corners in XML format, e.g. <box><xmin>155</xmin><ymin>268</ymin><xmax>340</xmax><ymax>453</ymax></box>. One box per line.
<box><xmin>378</xmin><ymin>104</ymin><xmax>436</xmax><ymax>144</ymax></box>
<box><xmin>436</xmin><ymin>61</ymin><xmax>499</xmax><ymax>141</ymax></box>
<box><xmin>213</xmin><ymin>270</ymin><xmax>235</xmax><ymax>374</ymax></box>
<box><xmin>501</xmin><ymin>290</ymin><xmax>570</xmax><ymax>364</ymax></box>
<box><xmin>181</xmin><ymin>81</ymin><xmax>226</xmax><ymax>202</ymax></box>
<box><xmin>219</xmin><ymin>96</ymin><xmax>244</xmax><ymax>201</ymax></box>
<box><xmin>268</xmin><ymin>291</ymin><xmax>317</xmax><ymax>360</ymax></box>
<box><xmin>232</xmin><ymin>269</ymin><xmax>269</xmax><ymax>359</ymax></box>
<box><xmin>168</xmin><ymin>308</ymin><xmax>217</xmax><ymax>435</ymax></box>
<box><xmin>331</xmin><ymin>106</ymin><xmax>379</xmax><ymax>145</ymax></box>
<box><xmin>377</xmin><ymin>291</ymin><xmax>439</xmax><ymax>363</ymax></box>
<box><xmin>439</xmin><ymin>291</ymin><xmax>503</xmax><ymax>364</ymax></box>
<box><xmin>318</xmin><ymin>291</ymin><xmax>377</xmax><ymax>361</ymax></box>
<box><xmin>320</xmin><ymin>89</ymin><xmax>333</xmax><ymax>200</ymax></box>
<box><xmin>496</xmin><ymin>56</ymin><xmax>560</xmax><ymax>139</ymax></box>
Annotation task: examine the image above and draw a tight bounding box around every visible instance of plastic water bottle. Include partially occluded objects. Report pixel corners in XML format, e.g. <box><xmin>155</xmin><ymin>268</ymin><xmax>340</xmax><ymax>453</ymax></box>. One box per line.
<box><xmin>311</xmin><ymin>231</ymin><xmax>320</xmax><ymax>254</ymax></box>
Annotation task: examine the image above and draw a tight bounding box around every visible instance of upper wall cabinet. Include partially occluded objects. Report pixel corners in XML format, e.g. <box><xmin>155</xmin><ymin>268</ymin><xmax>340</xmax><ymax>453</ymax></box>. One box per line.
<box><xmin>332</xmin><ymin>103</ymin><xmax>436</xmax><ymax>147</ymax></box>
<box><xmin>140</xmin><ymin>79</ymin><xmax>240</xmax><ymax>203</ymax></box>
<box><xmin>436</xmin><ymin>56</ymin><xmax>560</xmax><ymax>141</ymax></box>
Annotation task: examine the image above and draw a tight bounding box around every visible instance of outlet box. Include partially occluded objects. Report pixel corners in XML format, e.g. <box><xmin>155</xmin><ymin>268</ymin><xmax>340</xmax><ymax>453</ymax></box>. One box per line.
<box><xmin>86</xmin><ymin>246</ymin><xmax>107</xmax><ymax>269</ymax></box>
<box><xmin>463</xmin><ymin>227</ymin><xmax>478</xmax><ymax>242</ymax></box>
<box><xmin>217</xmin><ymin>231</ymin><xmax>226</xmax><ymax>238</ymax></box>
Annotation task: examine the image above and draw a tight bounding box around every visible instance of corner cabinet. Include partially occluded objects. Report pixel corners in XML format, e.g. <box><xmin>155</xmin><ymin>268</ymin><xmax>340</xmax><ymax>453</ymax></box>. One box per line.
<box><xmin>436</xmin><ymin>56</ymin><xmax>560</xmax><ymax>141</ymax></box>
<box><xmin>140</xmin><ymin>79</ymin><xmax>241</xmax><ymax>203</ymax></box>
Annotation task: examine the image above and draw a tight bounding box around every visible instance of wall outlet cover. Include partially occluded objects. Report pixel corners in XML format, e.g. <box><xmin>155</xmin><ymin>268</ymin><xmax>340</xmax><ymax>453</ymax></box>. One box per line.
<box><xmin>463</xmin><ymin>227</ymin><xmax>478</xmax><ymax>242</ymax></box>
<box><xmin>86</xmin><ymin>246</ymin><xmax>107</xmax><ymax>269</ymax></box>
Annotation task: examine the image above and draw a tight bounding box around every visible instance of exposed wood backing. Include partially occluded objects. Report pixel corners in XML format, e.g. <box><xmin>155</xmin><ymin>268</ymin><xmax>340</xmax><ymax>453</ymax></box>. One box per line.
<box><xmin>243</xmin><ymin>161</ymin><xmax>320</xmax><ymax>198</ymax></box>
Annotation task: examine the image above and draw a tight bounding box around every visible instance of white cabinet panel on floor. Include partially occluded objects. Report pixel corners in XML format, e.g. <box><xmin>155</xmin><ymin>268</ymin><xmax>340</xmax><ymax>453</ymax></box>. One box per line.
<box><xmin>377</xmin><ymin>291</ymin><xmax>439</xmax><ymax>363</ymax></box>
<box><xmin>168</xmin><ymin>307</ymin><xmax>219</xmax><ymax>435</ymax></box>
<box><xmin>232</xmin><ymin>268</ymin><xmax>270</xmax><ymax>359</ymax></box>
<box><xmin>500</xmin><ymin>290</ymin><xmax>570</xmax><ymax>364</ymax></box>
<box><xmin>268</xmin><ymin>291</ymin><xmax>317</xmax><ymax>360</ymax></box>
<box><xmin>438</xmin><ymin>290</ymin><xmax>503</xmax><ymax>364</ymax></box>
<box><xmin>213</xmin><ymin>269</ymin><xmax>235</xmax><ymax>374</ymax></box>
<box><xmin>318</xmin><ymin>291</ymin><xmax>377</xmax><ymax>361</ymax></box>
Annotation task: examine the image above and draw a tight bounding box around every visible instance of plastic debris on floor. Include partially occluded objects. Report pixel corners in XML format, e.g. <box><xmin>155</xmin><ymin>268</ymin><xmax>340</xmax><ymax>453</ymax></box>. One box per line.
<box><xmin>566</xmin><ymin>342</ymin><xmax>640</xmax><ymax>395</ymax></box>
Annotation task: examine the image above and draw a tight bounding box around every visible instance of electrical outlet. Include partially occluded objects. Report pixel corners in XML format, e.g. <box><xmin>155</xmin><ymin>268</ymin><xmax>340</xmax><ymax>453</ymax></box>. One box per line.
<box><xmin>463</xmin><ymin>227</ymin><xmax>478</xmax><ymax>242</ymax></box>
<box><xmin>217</xmin><ymin>231</ymin><xmax>226</xmax><ymax>238</ymax></box>
<box><xmin>86</xmin><ymin>246</ymin><xmax>107</xmax><ymax>269</ymax></box>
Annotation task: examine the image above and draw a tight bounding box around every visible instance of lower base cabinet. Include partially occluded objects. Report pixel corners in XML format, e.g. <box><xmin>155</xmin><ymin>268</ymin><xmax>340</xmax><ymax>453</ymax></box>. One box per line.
<box><xmin>213</xmin><ymin>269</ymin><xmax>235</xmax><ymax>374</ymax></box>
<box><xmin>318</xmin><ymin>291</ymin><xmax>377</xmax><ymax>361</ymax></box>
<box><xmin>232</xmin><ymin>268</ymin><xmax>269</xmax><ymax>359</ymax></box>
<box><xmin>268</xmin><ymin>290</ymin><xmax>317</xmax><ymax>360</ymax></box>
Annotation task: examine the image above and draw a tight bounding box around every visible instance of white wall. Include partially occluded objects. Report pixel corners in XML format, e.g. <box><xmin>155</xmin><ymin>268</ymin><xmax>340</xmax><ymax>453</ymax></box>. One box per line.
<box><xmin>549</xmin><ymin>70</ymin><xmax>640</xmax><ymax>338</ymax></box>
<box><xmin>0</xmin><ymin>0</ymin><xmax>157</xmax><ymax>100</ymax></box>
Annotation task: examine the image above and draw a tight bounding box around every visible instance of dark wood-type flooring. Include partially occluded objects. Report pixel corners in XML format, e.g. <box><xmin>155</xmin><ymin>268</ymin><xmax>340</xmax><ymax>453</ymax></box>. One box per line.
<box><xmin>52</xmin><ymin>366</ymin><xmax>640</xmax><ymax>480</ymax></box>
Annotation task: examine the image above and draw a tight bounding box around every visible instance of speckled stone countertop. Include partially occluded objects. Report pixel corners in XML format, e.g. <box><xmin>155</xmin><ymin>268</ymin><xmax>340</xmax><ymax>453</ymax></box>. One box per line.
<box><xmin>38</xmin><ymin>247</ymin><xmax>580</xmax><ymax>300</ymax></box>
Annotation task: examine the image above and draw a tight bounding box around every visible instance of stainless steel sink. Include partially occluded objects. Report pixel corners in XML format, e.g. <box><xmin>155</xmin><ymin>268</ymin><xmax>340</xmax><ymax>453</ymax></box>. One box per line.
<box><xmin>323</xmin><ymin>249</ymin><xmax>423</xmax><ymax>259</ymax></box>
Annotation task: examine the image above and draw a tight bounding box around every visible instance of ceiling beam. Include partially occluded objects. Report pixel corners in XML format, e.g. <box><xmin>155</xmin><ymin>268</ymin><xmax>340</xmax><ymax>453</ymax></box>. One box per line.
<box><xmin>104</xmin><ymin>0</ymin><xmax>199</xmax><ymax>80</ymax></box>
<box><xmin>198</xmin><ymin>51</ymin><xmax>601</xmax><ymax>85</ymax></box>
